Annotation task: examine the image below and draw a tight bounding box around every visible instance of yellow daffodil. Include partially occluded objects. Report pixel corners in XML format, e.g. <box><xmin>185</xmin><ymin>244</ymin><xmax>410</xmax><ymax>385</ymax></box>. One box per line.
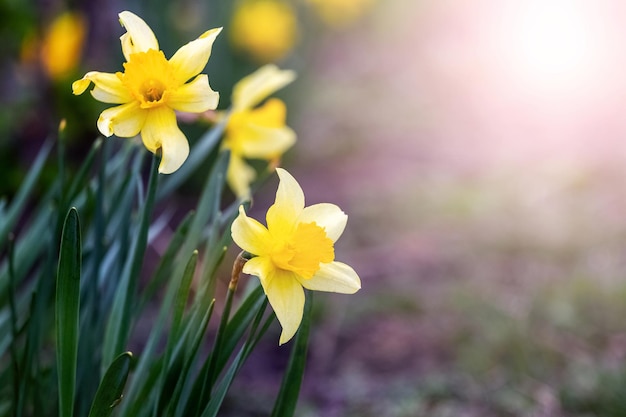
<box><xmin>21</xmin><ymin>11</ymin><xmax>86</xmax><ymax>81</ymax></box>
<box><xmin>72</xmin><ymin>11</ymin><xmax>221</xmax><ymax>174</ymax></box>
<box><xmin>229</xmin><ymin>0</ymin><xmax>298</xmax><ymax>63</ymax></box>
<box><xmin>231</xmin><ymin>168</ymin><xmax>361</xmax><ymax>345</ymax></box>
<box><xmin>222</xmin><ymin>65</ymin><xmax>296</xmax><ymax>199</ymax></box>
<box><xmin>43</xmin><ymin>12</ymin><xmax>86</xmax><ymax>80</ymax></box>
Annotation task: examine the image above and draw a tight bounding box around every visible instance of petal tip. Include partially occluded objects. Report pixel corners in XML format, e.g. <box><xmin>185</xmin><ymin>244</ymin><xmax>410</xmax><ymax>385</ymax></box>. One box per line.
<box><xmin>72</xmin><ymin>78</ymin><xmax>91</xmax><ymax>95</ymax></box>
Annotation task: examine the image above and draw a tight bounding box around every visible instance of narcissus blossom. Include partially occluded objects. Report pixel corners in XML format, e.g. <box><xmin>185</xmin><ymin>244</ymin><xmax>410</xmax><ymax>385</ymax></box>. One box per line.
<box><xmin>222</xmin><ymin>65</ymin><xmax>296</xmax><ymax>198</ymax></box>
<box><xmin>72</xmin><ymin>11</ymin><xmax>221</xmax><ymax>174</ymax></box>
<box><xmin>21</xmin><ymin>11</ymin><xmax>86</xmax><ymax>81</ymax></box>
<box><xmin>231</xmin><ymin>168</ymin><xmax>361</xmax><ymax>344</ymax></box>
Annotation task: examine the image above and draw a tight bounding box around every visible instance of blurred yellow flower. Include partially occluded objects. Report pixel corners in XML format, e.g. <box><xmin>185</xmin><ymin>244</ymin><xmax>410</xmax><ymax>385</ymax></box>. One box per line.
<box><xmin>231</xmin><ymin>168</ymin><xmax>361</xmax><ymax>345</ymax></box>
<box><xmin>21</xmin><ymin>11</ymin><xmax>86</xmax><ymax>81</ymax></box>
<box><xmin>72</xmin><ymin>11</ymin><xmax>221</xmax><ymax>174</ymax></box>
<box><xmin>230</xmin><ymin>0</ymin><xmax>298</xmax><ymax>63</ymax></box>
<box><xmin>222</xmin><ymin>64</ymin><xmax>296</xmax><ymax>198</ymax></box>
<box><xmin>42</xmin><ymin>12</ymin><xmax>86</xmax><ymax>80</ymax></box>
<box><xmin>306</xmin><ymin>0</ymin><xmax>375</xmax><ymax>28</ymax></box>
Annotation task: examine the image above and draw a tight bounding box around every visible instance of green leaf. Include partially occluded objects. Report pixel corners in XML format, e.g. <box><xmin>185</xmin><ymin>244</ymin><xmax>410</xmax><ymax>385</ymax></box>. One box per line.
<box><xmin>0</xmin><ymin>140</ymin><xmax>52</xmax><ymax>250</ymax></box>
<box><xmin>151</xmin><ymin>250</ymin><xmax>200</xmax><ymax>415</ymax></box>
<box><xmin>138</xmin><ymin>211</ymin><xmax>195</xmax><ymax>311</ymax></box>
<box><xmin>172</xmin><ymin>250</ymin><xmax>199</xmax><ymax>339</ymax></box>
<box><xmin>198</xmin><ymin>298</ymin><xmax>271</xmax><ymax>417</ymax></box>
<box><xmin>65</xmin><ymin>138</ymin><xmax>102</xmax><ymax>203</ymax></box>
<box><xmin>215</xmin><ymin>283</ymin><xmax>265</xmax><ymax>373</ymax></box>
<box><xmin>270</xmin><ymin>292</ymin><xmax>313</xmax><ymax>417</ymax></box>
<box><xmin>102</xmin><ymin>154</ymin><xmax>158</xmax><ymax>371</ymax></box>
<box><xmin>160</xmin><ymin>299</ymin><xmax>214</xmax><ymax>416</ymax></box>
<box><xmin>87</xmin><ymin>352</ymin><xmax>133</xmax><ymax>417</ymax></box>
<box><xmin>56</xmin><ymin>208</ymin><xmax>82</xmax><ymax>417</ymax></box>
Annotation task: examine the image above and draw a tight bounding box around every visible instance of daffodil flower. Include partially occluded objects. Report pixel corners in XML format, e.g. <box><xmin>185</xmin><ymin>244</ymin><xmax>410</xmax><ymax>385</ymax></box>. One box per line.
<box><xmin>222</xmin><ymin>65</ymin><xmax>296</xmax><ymax>198</ymax></box>
<box><xmin>229</xmin><ymin>0</ymin><xmax>298</xmax><ymax>63</ymax></box>
<box><xmin>72</xmin><ymin>11</ymin><xmax>221</xmax><ymax>174</ymax></box>
<box><xmin>231</xmin><ymin>168</ymin><xmax>361</xmax><ymax>344</ymax></box>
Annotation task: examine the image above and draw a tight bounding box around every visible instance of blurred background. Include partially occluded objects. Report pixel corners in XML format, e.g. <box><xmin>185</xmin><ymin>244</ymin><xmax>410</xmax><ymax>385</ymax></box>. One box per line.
<box><xmin>4</xmin><ymin>0</ymin><xmax>626</xmax><ymax>415</ymax></box>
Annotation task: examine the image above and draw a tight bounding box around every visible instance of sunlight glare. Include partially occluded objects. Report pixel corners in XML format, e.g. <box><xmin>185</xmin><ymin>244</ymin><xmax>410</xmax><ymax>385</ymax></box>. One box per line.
<box><xmin>500</xmin><ymin>0</ymin><xmax>604</xmax><ymax>92</ymax></box>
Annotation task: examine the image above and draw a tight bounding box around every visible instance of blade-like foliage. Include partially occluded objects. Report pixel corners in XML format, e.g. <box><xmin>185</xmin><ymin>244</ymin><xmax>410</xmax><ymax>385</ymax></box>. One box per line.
<box><xmin>56</xmin><ymin>208</ymin><xmax>82</xmax><ymax>417</ymax></box>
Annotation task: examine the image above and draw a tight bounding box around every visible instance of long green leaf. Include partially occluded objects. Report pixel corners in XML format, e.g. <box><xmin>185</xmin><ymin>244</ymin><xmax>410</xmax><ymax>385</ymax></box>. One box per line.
<box><xmin>199</xmin><ymin>299</ymin><xmax>271</xmax><ymax>417</ymax></box>
<box><xmin>172</xmin><ymin>250</ymin><xmax>199</xmax><ymax>339</ymax></box>
<box><xmin>215</xmin><ymin>283</ymin><xmax>265</xmax><ymax>373</ymax></box>
<box><xmin>151</xmin><ymin>250</ymin><xmax>199</xmax><ymax>416</ymax></box>
<box><xmin>65</xmin><ymin>138</ymin><xmax>102</xmax><ymax>203</ymax></box>
<box><xmin>270</xmin><ymin>292</ymin><xmax>313</xmax><ymax>417</ymax></box>
<box><xmin>87</xmin><ymin>352</ymin><xmax>133</xmax><ymax>417</ymax></box>
<box><xmin>56</xmin><ymin>208</ymin><xmax>82</xmax><ymax>417</ymax></box>
<box><xmin>102</xmin><ymin>154</ymin><xmax>158</xmax><ymax>371</ymax></box>
<box><xmin>160</xmin><ymin>299</ymin><xmax>214</xmax><ymax>416</ymax></box>
<box><xmin>0</xmin><ymin>140</ymin><xmax>52</xmax><ymax>250</ymax></box>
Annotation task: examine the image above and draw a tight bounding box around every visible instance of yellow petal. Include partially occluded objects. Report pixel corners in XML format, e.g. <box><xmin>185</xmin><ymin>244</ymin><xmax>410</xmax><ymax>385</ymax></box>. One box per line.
<box><xmin>260</xmin><ymin>269</ymin><xmax>305</xmax><ymax>345</ymax></box>
<box><xmin>169</xmin><ymin>27</ymin><xmax>222</xmax><ymax>84</ymax></box>
<box><xmin>97</xmin><ymin>101</ymin><xmax>146</xmax><ymax>137</ymax></box>
<box><xmin>140</xmin><ymin>106</ymin><xmax>189</xmax><ymax>174</ymax></box>
<box><xmin>230</xmin><ymin>98</ymin><xmax>296</xmax><ymax>158</ymax></box>
<box><xmin>231</xmin><ymin>205</ymin><xmax>272</xmax><ymax>256</ymax></box>
<box><xmin>266</xmin><ymin>168</ymin><xmax>304</xmax><ymax>234</ymax></box>
<box><xmin>85</xmin><ymin>72</ymin><xmax>132</xmax><ymax>103</ymax></box>
<box><xmin>299</xmin><ymin>203</ymin><xmax>347</xmax><ymax>242</ymax></box>
<box><xmin>168</xmin><ymin>74</ymin><xmax>219</xmax><ymax>113</ymax></box>
<box><xmin>298</xmin><ymin>261</ymin><xmax>361</xmax><ymax>294</ymax></box>
<box><xmin>241</xmin><ymin>256</ymin><xmax>273</xmax><ymax>279</ymax></box>
<box><xmin>72</xmin><ymin>76</ymin><xmax>92</xmax><ymax>95</ymax></box>
<box><xmin>237</xmin><ymin>125</ymin><xmax>296</xmax><ymax>159</ymax></box>
<box><xmin>227</xmin><ymin>153</ymin><xmax>257</xmax><ymax>199</ymax></box>
<box><xmin>118</xmin><ymin>11</ymin><xmax>159</xmax><ymax>61</ymax></box>
<box><xmin>232</xmin><ymin>64</ymin><xmax>296</xmax><ymax>111</ymax></box>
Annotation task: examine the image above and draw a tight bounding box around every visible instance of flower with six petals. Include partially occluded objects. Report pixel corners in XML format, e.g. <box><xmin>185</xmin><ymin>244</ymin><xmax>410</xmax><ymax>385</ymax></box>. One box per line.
<box><xmin>231</xmin><ymin>168</ymin><xmax>361</xmax><ymax>345</ymax></box>
<box><xmin>72</xmin><ymin>11</ymin><xmax>221</xmax><ymax>174</ymax></box>
<box><xmin>222</xmin><ymin>64</ymin><xmax>296</xmax><ymax>198</ymax></box>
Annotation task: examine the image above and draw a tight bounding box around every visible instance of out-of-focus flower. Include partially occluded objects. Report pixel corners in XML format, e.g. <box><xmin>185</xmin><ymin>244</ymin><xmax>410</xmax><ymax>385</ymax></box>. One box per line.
<box><xmin>229</xmin><ymin>0</ymin><xmax>298</xmax><ymax>63</ymax></box>
<box><xmin>72</xmin><ymin>11</ymin><xmax>221</xmax><ymax>174</ymax></box>
<box><xmin>231</xmin><ymin>168</ymin><xmax>361</xmax><ymax>345</ymax></box>
<box><xmin>222</xmin><ymin>64</ymin><xmax>296</xmax><ymax>199</ymax></box>
<box><xmin>21</xmin><ymin>11</ymin><xmax>86</xmax><ymax>81</ymax></box>
<box><xmin>306</xmin><ymin>0</ymin><xmax>375</xmax><ymax>28</ymax></box>
<box><xmin>42</xmin><ymin>12</ymin><xmax>86</xmax><ymax>80</ymax></box>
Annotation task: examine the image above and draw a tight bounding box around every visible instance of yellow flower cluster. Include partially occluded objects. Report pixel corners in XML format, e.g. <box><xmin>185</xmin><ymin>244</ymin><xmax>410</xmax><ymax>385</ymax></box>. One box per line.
<box><xmin>74</xmin><ymin>10</ymin><xmax>360</xmax><ymax>345</ymax></box>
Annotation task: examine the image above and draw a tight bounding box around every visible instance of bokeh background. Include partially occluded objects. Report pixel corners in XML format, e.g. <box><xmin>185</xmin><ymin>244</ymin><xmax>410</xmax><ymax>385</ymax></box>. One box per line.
<box><xmin>4</xmin><ymin>0</ymin><xmax>626</xmax><ymax>415</ymax></box>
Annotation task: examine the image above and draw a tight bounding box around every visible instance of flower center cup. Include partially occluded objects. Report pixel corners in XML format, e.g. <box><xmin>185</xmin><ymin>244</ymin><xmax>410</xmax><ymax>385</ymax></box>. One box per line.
<box><xmin>141</xmin><ymin>79</ymin><xmax>165</xmax><ymax>102</ymax></box>
<box><xmin>119</xmin><ymin>49</ymin><xmax>176</xmax><ymax>109</ymax></box>
<box><xmin>270</xmin><ymin>222</ymin><xmax>334</xmax><ymax>278</ymax></box>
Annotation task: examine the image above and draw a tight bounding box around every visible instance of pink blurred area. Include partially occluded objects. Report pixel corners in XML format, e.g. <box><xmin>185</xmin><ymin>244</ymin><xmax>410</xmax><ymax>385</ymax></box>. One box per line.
<box><xmin>290</xmin><ymin>0</ymin><xmax>626</xmax><ymax>254</ymax></box>
<box><xmin>296</xmin><ymin>0</ymin><xmax>626</xmax><ymax>185</ymax></box>
<box><xmin>278</xmin><ymin>1</ymin><xmax>626</xmax><ymax>408</ymax></box>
